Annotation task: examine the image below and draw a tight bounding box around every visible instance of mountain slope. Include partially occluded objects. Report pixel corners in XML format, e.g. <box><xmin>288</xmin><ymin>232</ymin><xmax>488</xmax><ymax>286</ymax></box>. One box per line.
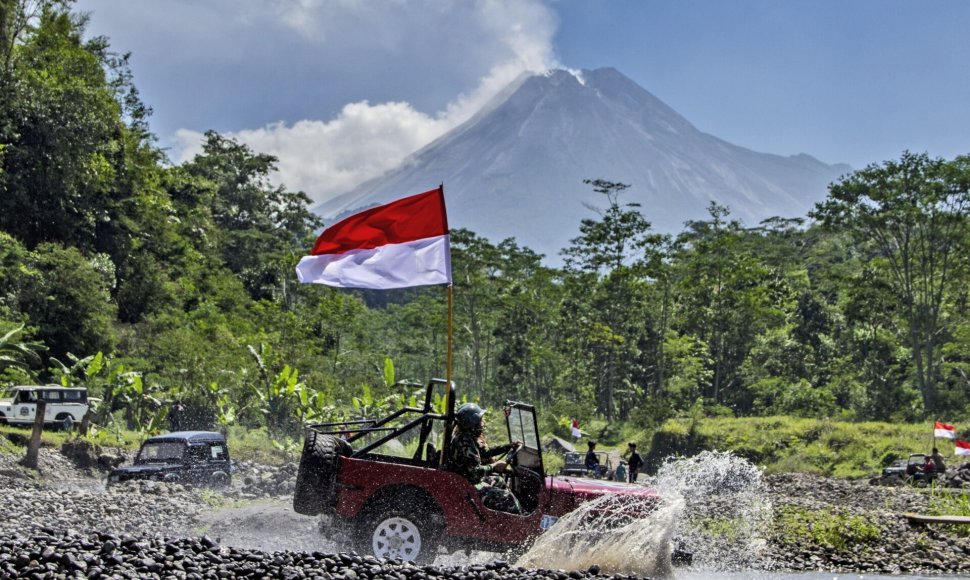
<box><xmin>316</xmin><ymin>68</ymin><xmax>850</xmax><ymax>260</ymax></box>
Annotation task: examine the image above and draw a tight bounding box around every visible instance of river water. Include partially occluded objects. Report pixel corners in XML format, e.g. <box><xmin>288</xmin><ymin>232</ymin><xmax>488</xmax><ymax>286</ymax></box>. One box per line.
<box><xmin>679</xmin><ymin>574</ymin><xmax>959</xmax><ymax>580</ymax></box>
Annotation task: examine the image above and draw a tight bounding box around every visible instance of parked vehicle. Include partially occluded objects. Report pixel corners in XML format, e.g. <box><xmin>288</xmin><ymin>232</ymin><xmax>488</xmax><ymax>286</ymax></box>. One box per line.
<box><xmin>559</xmin><ymin>450</ymin><xmax>616</xmax><ymax>479</ymax></box>
<box><xmin>0</xmin><ymin>385</ymin><xmax>89</xmax><ymax>428</ymax></box>
<box><xmin>872</xmin><ymin>453</ymin><xmax>941</xmax><ymax>487</ymax></box>
<box><xmin>108</xmin><ymin>431</ymin><xmax>233</xmax><ymax>487</ymax></box>
<box><xmin>293</xmin><ymin>379</ymin><xmax>661</xmax><ymax>563</ymax></box>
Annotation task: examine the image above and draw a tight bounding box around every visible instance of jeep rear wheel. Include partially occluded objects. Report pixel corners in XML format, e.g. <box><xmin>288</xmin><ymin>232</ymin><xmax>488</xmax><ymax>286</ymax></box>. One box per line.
<box><xmin>357</xmin><ymin>508</ymin><xmax>440</xmax><ymax>563</ymax></box>
<box><xmin>210</xmin><ymin>471</ymin><xmax>230</xmax><ymax>488</ymax></box>
<box><xmin>293</xmin><ymin>432</ymin><xmax>350</xmax><ymax>515</ymax></box>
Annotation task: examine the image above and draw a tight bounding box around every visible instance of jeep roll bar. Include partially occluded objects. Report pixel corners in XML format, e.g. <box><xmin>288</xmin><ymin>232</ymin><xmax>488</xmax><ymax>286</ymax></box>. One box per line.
<box><xmin>306</xmin><ymin>379</ymin><xmax>456</xmax><ymax>465</ymax></box>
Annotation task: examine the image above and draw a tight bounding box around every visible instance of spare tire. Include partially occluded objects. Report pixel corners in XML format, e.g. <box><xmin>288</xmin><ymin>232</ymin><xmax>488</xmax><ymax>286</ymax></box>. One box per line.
<box><xmin>293</xmin><ymin>432</ymin><xmax>351</xmax><ymax>515</ymax></box>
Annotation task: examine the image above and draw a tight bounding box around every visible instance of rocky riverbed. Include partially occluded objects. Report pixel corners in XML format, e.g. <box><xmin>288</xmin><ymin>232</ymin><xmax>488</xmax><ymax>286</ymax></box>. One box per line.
<box><xmin>1</xmin><ymin>446</ymin><xmax>969</xmax><ymax>578</ymax></box>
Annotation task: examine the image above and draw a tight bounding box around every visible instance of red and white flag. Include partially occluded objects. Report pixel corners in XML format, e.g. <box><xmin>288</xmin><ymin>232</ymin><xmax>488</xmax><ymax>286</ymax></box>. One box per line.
<box><xmin>571</xmin><ymin>419</ymin><xmax>582</xmax><ymax>439</ymax></box>
<box><xmin>934</xmin><ymin>421</ymin><xmax>956</xmax><ymax>439</ymax></box>
<box><xmin>297</xmin><ymin>187</ymin><xmax>451</xmax><ymax>289</ymax></box>
<box><xmin>956</xmin><ymin>440</ymin><xmax>970</xmax><ymax>456</ymax></box>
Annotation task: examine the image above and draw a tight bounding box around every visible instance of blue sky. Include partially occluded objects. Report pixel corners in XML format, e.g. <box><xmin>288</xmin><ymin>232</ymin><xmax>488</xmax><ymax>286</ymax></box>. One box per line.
<box><xmin>75</xmin><ymin>0</ymin><xmax>970</xmax><ymax>204</ymax></box>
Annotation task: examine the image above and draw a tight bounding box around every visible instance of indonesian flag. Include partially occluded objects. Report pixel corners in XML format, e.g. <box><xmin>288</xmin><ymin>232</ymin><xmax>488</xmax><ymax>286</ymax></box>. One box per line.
<box><xmin>297</xmin><ymin>187</ymin><xmax>451</xmax><ymax>289</ymax></box>
<box><xmin>956</xmin><ymin>440</ymin><xmax>970</xmax><ymax>456</ymax></box>
<box><xmin>934</xmin><ymin>421</ymin><xmax>956</xmax><ymax>439</ymax></box>
<box><xmin>571</xmin><ymin>419</ymin><xmax>582</xmax><ymax>439</ymax></box>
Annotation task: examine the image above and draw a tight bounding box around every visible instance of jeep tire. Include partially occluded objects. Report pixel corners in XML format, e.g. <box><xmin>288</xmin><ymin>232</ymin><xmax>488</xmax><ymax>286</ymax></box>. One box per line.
<box><xmin>356</xmin><ymin>506</ymin><xmax>440</xmax><ymax>564</ymax></box>
<box><xmin>293</xmin><ymin>432</ymin><xmax>349</xmax><ymax>515</ymax></box>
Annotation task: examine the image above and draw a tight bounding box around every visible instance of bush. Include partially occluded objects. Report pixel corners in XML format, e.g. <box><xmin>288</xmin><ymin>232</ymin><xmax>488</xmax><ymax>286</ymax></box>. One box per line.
<box><xmin>776</xmin><ymin>506</ymin><xmax>881</xmax><ymax>551</ymax></box>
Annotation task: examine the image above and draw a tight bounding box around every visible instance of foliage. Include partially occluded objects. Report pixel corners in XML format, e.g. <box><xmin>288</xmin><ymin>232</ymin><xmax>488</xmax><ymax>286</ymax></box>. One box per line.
<box><xmin>929</xmin><ymin>487</ymin><xmax>970</xmax><ymax>536</ymax></box>
<box><xmin>1</xmin><ymin>0</ymin><xmax>970</xmax><ymax>448</ymax></box>
<box><xmin>775</xmin><ymin>506</ymin><xmax>881</xmax><ymax>551</ymax></box>
<box><xmin>0</xmin><ymin>322</ymin><xmax>46</xmax><ymax>379</ymax></box>
<box><xmin>812</xmin><ymin>152</ymin><xmax>970</xmax><ymax>413</ymax></box>
<box><xmin>650</xmin><ymin>415</ymin><xmax>935</xmax><ymax>477</ymax></box>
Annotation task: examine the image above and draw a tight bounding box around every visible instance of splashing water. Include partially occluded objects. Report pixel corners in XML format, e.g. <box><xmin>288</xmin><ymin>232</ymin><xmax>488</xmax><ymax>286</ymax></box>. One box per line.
<box><xmin>515</xmin><ymin>451</ymin><xmax>770</xmax><ymax>578</ymax></box>
<box><xmin>655</xmin><ymin>450</ymin><xmax>772</xmax><ymax>571</ymax></box>
<box><xmin>517</xmin><ymin>490</ymin><xmax>682</xmax><ymax>577</ymax></box>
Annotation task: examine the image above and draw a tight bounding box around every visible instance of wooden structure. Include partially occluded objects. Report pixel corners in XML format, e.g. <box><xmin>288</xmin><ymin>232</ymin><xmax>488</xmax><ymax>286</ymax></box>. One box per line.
<box><xmin>904</xmin><ymin>512</ymin><xmax>970</xmax><ymax>526</ymax></box>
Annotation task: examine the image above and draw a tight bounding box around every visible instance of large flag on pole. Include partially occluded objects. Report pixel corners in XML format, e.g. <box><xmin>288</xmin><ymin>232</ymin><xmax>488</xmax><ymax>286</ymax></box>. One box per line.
<box><xmin>296</xmin><ymin>187</ymin><xmax>451</xmax><ymax>289</ymax></box>
<box><xmin>956</xmin><ymin>440</ymin><xmax>970</xmax><ymax>456</ymax></box>
<box><xmin>935</xmin><ymin>421</ymin><xmax>956</xmax><ymax>439</ymax></box>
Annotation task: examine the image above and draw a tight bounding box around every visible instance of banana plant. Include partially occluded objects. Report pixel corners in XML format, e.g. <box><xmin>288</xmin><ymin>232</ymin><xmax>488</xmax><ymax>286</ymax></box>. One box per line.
<box><xmin>48</xmin><ymin>352</ymin><xmax>100</xmax><ymax>387</ymax></box>
<box><xmin>297</xmin><ymin>385</ymin><xmax>340</xmax><ymax>425</ymax></box>
<box><xmin>0</xmin><ymin>323</ymin><xmax>46</xmax><ymax>379</ymax></box>
<box><xmin>249</xmin><ymin>343</ymin><xmax>306</xmax><ymax>437</ymax></box>
<box><xmin>208</xmin><ymin>382</ymin><xmax>237</xmax><ymax>434</ymax></box>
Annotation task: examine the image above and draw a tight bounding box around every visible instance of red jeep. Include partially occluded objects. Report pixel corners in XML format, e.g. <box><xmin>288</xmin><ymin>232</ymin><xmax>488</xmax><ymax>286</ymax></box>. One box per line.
<box><xmin>293</xmin><ymin>379</ymin><xmax>660</xmax><ymax>562</ymax></box>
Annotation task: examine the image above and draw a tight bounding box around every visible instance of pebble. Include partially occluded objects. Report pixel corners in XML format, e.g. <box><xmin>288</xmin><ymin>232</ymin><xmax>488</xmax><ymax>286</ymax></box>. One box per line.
<box><xmin>3</xmin><ymin>445</ymin><xmax>970</xmax><ymax>577</ymax></box>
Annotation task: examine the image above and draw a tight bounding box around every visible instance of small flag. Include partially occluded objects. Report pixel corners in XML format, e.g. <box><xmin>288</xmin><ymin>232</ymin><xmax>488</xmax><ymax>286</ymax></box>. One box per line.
<box><xmin>934</xmin><ymin>421</ymin><xmax>956</xmax><ymax>439</ymax></box>
<box><xmin>571</xmin><ymin>419</ymin><xmax>582</xmax><ymax>439</ymax></box>
<box><xmin>296</xmin><ymin>187</ymin><xmax>451</xmax><ymax>289</ymax></box>
<box><xmin>956</xmin><ymin>440</ymin><xmax>970</xmax><ymax>456</ymax></box>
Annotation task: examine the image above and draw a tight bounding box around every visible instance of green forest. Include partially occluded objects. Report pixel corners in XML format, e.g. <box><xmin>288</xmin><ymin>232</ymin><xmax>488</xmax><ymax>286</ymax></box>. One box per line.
<box><xmin>2</xmin><ymin>2</ymin><xmax>970</xmax><ymax>446</ymax></box>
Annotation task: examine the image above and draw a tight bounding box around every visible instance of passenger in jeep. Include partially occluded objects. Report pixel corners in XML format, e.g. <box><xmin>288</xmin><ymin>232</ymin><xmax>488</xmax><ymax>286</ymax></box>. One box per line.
<box><xmin>446</xmin><ymin>403</ymin><xmax>522</xmax><ymax>514</ymax></box>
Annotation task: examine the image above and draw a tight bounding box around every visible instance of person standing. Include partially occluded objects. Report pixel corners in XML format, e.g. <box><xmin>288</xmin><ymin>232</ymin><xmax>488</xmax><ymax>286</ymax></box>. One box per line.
<box><xmin>585</xmin><ymin>440</ymin><xmax>600</xmax><ymax>475</ymax></box>
<box><xmin>931</xmin><ymin>447</ymin><xmax>947</xmax><ymax>473</ymax></box>
<box><xmin>627</xmin><ymin>442</ymin><xmax>643</xmax><ymax>483</ymax></box>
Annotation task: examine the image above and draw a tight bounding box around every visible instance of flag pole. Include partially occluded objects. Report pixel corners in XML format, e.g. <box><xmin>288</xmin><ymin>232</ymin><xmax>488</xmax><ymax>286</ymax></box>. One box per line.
<box><xmin>447</xmin><ymin>283</ymin><xmax>454</xmax><ymax>388</ymax></box>
<box><xmin>442</xmin><ymin>183</ymin><xmax>456</xmax><ymax>466</ymax></box>
<box><xmin>443</xmin><ymin>182</ymin><xmax>453</xmax><ymax>394</ymax></box>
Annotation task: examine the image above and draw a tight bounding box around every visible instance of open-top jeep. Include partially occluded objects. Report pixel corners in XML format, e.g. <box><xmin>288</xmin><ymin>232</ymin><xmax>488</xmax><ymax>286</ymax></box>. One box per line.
<box><xmin>293</xmin><ymin>379</ymin><xmax>660</xmax><ymax>562</ymax></box>
<box><xmin>560</xmin><ymin>450</ymin><xmax>617</xmax><ymax>480</ymax></box>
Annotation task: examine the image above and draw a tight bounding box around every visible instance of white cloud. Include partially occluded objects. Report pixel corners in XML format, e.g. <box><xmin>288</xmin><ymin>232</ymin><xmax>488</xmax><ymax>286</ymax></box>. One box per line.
<box><xmin>173</xmin><ymin>0</ymin><xmax>559</xmax><ymax>204</ymax></box>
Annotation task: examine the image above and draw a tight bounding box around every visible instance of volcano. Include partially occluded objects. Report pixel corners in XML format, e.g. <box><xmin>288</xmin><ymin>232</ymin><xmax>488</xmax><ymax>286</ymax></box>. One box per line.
<box><xmin>315</xmin><ymin>68</ymin><xmax>850</xmax><ymax>260</ymax></box>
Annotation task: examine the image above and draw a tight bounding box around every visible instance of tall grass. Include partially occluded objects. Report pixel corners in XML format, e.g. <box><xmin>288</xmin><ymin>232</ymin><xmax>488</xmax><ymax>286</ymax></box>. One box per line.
<box><xmin>623</xmin><ymin>416</ymin><xmax>944</xmax><ymax>478</ymax></box>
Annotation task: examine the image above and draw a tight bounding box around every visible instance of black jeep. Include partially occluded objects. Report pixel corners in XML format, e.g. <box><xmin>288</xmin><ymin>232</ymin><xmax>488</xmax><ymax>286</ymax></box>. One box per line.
<box><xmin>108</xmin><ymin>431</ymin><xmax>233</xmax><ymax>487</ymax></box>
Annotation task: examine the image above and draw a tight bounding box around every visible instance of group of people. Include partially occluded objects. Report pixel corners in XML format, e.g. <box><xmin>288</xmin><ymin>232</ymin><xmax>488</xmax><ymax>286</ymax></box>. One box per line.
<box><xmin>584</xmin><ymin>439</ymin><xmax>644</xmax><ymax>483</ymax></box>
<box><xmin>922</xmin><ymin>447</ymin><xmax>947</xmax><ymax>474</ymax></box>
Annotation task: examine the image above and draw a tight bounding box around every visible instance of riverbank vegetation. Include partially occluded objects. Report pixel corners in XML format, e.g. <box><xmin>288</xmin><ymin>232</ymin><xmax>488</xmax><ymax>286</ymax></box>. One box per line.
<box><xmin>2</xmin><ymin>2</ymin><xmax>970</xmax><ymax>457</ymax></box>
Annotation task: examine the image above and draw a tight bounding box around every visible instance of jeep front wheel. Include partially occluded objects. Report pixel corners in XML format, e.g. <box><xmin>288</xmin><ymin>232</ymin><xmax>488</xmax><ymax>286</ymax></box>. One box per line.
<box><xmin>358</xmin><ymin>509</ymin><xmax>439</xmax><ymax>563</ymax></box>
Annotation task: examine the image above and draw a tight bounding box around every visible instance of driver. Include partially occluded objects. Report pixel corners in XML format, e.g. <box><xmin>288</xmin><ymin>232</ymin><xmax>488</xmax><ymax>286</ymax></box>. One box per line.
<box><xmin>446</xmin><ymin>403</ymin><xmax>522</xmax><ymax>514</ymax></box>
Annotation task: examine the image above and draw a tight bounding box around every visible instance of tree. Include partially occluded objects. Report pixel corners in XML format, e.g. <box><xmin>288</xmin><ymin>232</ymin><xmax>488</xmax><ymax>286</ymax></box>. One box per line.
<box><xmin>0</xmin><ymin>2</ymin><xmax>130</xmax><ymax>250</ymax></box>
<box><xmin>560</xmin><ymin>179</ymin><xmax>665</xmax><ymax>419</ymax></box>
<box><xmin>12</xmin><ymin>243</ymin><xmax>117</xmax><ymax>361</ymax></box>
<box><xmin>562</xmin><ymin>179</ymin><xmax>660</xmax><ymax>273</ymax></box>
<box><xmin>180</xmin><ymin>131</ymin><xmax>322</xmax><ymax>301</ymax></box>
<box><xmin>672</xmin><ymin>203</ymin><xmax>785</xmax><ymax>411</ymax></box>
<box><xmin>811</xmin><ymin>152</ymin><xmax>970</xmax><ymax>413</ymax></box>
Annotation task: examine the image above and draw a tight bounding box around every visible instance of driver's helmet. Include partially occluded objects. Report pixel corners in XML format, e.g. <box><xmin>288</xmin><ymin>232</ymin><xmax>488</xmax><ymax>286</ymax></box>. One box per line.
<box><xmin>455</xmin><ymin>403</ymin><xmax>486</xmax><ymax>432</ymax></box>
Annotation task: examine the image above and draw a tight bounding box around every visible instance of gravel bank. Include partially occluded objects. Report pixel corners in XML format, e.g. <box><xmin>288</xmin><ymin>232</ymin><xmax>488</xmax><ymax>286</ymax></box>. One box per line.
<box><xmin>2</xmin><ymin>446</ymin><xmax>970</xmax><ymax>578</ymax></box>
<box><xmin>0</xmin><ymin>449</ymin><xmax>646</xmax><ymax>579</ymax></box>
<box><xmin>760</xmin><ymin>473</ymin><xmax>970</xmax><ymax>576</ymax></box>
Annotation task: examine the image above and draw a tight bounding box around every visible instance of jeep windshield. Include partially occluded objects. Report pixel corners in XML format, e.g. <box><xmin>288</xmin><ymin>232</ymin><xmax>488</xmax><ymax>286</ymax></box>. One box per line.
<box><xmin>136</xmin><ymin>441</ymin><xmax>185</xmax><ymax>463</ymax></box>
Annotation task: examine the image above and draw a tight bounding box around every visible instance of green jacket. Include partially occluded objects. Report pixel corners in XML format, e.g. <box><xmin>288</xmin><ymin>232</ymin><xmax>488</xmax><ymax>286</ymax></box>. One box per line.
<box><xmin>447</xmin><ymin>430</ymin><xmax>512</xmax><ymax>485</ymax></box>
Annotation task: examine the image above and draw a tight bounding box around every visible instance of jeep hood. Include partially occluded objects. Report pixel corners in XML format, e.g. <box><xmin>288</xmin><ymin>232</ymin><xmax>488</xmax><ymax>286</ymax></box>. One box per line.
<box><xmin>547</xmin><ymin>475</ymin><xmax>660</xmax><ymax>500</ymax></box>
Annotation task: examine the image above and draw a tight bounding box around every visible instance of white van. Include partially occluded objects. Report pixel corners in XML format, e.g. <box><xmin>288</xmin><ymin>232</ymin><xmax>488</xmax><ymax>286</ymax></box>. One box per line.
<box><xmin>0</xmin><ymin>385</ymin><xmax>89</xmax><ymax>427</ymax></box>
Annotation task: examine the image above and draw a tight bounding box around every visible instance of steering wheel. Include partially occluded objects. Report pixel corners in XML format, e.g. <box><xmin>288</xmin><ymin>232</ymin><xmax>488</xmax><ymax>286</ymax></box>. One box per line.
<box><xmin>511</xmin><ymin>464</ymin><xmax>541</xmax><ymax>483</ymax></box>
